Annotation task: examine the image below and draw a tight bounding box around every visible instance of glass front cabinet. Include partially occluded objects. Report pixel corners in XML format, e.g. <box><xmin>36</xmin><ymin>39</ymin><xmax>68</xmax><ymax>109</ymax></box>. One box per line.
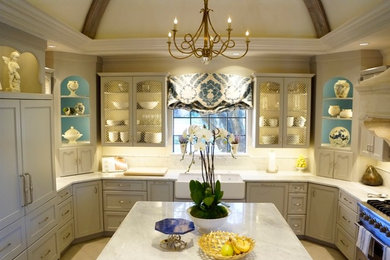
<box><xmin>99</xmin><ymin>73</ymin><xmax>167</xmax><ymax>147</ymax></box>
<box><xmin>255</xmin><ymin>74</ymin><xmax>314</xmax><ymax>148</ymax></box>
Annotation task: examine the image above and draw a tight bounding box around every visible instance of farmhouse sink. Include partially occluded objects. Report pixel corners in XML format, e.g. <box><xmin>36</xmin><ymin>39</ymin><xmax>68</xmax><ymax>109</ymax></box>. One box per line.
<box><xmin>175</xmin><ymin>173</ymin><xmax>245</xmax><ymax>200</ymax></box>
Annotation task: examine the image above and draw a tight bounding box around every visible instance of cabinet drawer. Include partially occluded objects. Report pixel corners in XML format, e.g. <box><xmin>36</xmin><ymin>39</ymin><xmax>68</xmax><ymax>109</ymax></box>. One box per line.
<box><xmin>25</xmin><ymin>198</ymin><xmax>57</xmax><ymax>246</ymax></box>
<box><xmin>103</xmin><ymin>191</ymin><xmax>147</xmax><ymax>211</ymax></box>
<box><xmin>339</xmin><ymin>190</ymin><xmax>358</xmax><ymax>213</ymax></box>
<box><xmin>104</xmin><ymin>211</ymin><xmax>128</xmax><ymax>232</ymax></box>
<box><xmin>27</xmin><ymin>227</ymin><xmax>57</xmax><ymax>260</ymax></box>
<box><xmin>337</xmin><ymin>203</ymin><xmax>358</xmax><ymax>238</ymax></box>
<box><xmin>288</xmin><ymin>194</ymin><xmax>307</xmax><ymax>214</ymax></box>
<box><xmin>0</xmin><ymin>218</ymin><xmax>26</xmax><ymax>260</ymax></box>
<box><xmin>58</xmin><ymin>197</ymin><xmax>73</xmax><ymax>228</ymax></box>
<box><xmin>57</xmin><ymin>220</ymin><xmax>74</xmax><ymax>253</ymax></box>
<box><xmin>336</xmin><ymin>225</ymin><xmax>355</xmax><ymax>260</ymax></box>
<box><xmin>57</xmin><ymin>186</ymin><xmax>72</xmax><ymax>204</ymax></box>
<box><xmin>13</xmin><ymin>251</ymin><xmax>27</xmax><ymax>260</ymax></box>
<box><xmin>289</xmin><ymin>183</ymin><xmax>307</xmax><ymax>193</ymax></box>
<box><xmin>103</xmin><ymin>180</ymin><xmax>147</xmax><ymax>191</ymax></box>
<box><xmin>287</xmin><ymin>215</ymin><xmax>305</xmax><ymax>235</ymax></box>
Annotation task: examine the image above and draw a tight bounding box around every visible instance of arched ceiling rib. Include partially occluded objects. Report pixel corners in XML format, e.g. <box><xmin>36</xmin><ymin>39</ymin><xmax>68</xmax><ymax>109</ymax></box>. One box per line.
<box><xmin>302</xmin><ymin>0</ymin><xmax>330</xmax><ymax>38</ymax></box>
<box><xmin>82</xmin><ymin>0</ymin><xmax>111</xmax><ymax>39</ymax></box>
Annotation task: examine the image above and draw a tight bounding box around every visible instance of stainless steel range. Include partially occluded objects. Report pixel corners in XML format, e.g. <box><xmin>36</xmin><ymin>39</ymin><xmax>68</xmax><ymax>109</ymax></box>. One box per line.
<box><xmin>358</xmin><ymin>200</ymin><xmax>390</xmax><ymax>259</ymax></box>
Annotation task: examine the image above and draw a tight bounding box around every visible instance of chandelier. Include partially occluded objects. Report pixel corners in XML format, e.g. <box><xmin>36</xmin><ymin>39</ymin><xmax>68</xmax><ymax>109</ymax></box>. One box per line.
<box><xmin>167</xmin><ymin>0</ymin><xmax>250</xmax><ymax>64</ymax></box>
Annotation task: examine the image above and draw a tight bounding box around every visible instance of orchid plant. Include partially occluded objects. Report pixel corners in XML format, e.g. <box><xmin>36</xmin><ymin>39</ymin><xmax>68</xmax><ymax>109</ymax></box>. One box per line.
<box><xmin>180</xmin><ymin>125</ymin><xmax>238</xmax><ymax>219</ymax></box>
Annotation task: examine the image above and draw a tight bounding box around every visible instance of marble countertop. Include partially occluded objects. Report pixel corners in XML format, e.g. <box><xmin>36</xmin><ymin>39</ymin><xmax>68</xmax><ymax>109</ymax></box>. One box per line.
<box><xmin>56</xmin><ymin>169</ymin><xmax>390</xmax><ymax>202</ymax></box>
<box><xmin>97</xmin><ymin>201</ymin><xmax>312</xmax><ymax>260</ymax></box>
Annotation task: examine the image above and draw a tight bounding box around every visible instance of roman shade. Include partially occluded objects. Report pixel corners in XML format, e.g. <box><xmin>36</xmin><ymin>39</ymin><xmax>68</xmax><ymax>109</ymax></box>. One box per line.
<box><xmin>167</xmin><ymin>73</ymin><xmax>253</xmax><ymax>113</ymax></box>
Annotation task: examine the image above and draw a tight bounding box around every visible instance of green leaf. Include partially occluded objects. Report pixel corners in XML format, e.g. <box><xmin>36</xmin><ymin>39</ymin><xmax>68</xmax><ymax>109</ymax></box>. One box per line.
<box><xmin>215</xmin><ymin>180</ymin><xmax>221</xmax><ymax>193</ymax></box>
<box><xmin>205</xmin><ymin>187</ymin><xmax>213</xmax><ymax>197</ymax></box>
<box><xmin>189</xmin><ymin>180</ymin><xmax>204</xmax><ymax>205</ymax></box>
<box><xmin>203</xmin><ymin>195</ymin><xmax>215</xmax><ymax>206</ymax></box>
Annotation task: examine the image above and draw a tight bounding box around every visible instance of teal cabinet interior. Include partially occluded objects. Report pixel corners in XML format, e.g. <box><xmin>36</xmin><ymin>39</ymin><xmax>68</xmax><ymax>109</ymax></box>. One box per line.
<box><xmin>60</xmin><ymin>75</ymin><xmax>91</xmax><ymax>144</ymax></box>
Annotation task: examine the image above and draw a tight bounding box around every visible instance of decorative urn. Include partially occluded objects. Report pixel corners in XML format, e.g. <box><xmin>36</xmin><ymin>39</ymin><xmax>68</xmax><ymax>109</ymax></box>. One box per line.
<box><xmin>361</xmin><ymin>165</ymin><xmax>383</xmax><ymax>186</ymax></box>
<box><xmin>333</xmin><ymin>80</ymin><xmax>350</xmax><ymax>98</ymax></box>
<box><xmin>62</xmin><ymin>126</ymin><xmax>83</xmax><ymax>144</ymax></box>
<box><xmin>67</xmin><ymin>80</ymin><xmax>79</xmax><ymax>96</ymax></box>
<box><xmin>328</xmin><ymin>105</ymin><xmax>341</xmax><ymax>117</ymax></box>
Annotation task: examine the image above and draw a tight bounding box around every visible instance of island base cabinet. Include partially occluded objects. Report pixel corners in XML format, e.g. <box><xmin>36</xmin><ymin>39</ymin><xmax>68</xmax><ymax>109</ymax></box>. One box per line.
<box><xmin>305</xmin><ymin>184</ymin><xmax>338</xmax><ymax>244</ymax></box>
<box><xmin>73</xmin><ymin>181</ymin><xmax>103</xmax><ymax>238</ymax></box>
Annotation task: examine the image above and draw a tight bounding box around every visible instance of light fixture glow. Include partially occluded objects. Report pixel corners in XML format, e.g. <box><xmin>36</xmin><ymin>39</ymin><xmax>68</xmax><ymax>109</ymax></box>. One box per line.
<box><xmin>47</xmin><ymin>45</ymin><xmax>56</xmax><ymax>48</ymax></box>
<box><xmin>360</xmin><ymin>42</ymin><xmax>369</xmax><ymax>46</ymax></box>
<box><xmin>167</xmin><ymin>0</ymin><xmax>250</xmax><ymax>64</ymax></box>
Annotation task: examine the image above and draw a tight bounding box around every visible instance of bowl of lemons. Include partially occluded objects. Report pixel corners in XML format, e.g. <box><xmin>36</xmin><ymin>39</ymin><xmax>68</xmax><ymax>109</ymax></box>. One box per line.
<box><xmin>198</xmin><ymin>231</ymin><xmax>255</xmax><ymax>259</ymax></box>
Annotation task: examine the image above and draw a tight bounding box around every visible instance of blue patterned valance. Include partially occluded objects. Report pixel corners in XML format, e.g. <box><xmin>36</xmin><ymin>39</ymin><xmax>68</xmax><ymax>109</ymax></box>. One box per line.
<box><xmin>167</xmin><ymin>73</ymin><xmax>253</xmax><ymax>113</ymax></box>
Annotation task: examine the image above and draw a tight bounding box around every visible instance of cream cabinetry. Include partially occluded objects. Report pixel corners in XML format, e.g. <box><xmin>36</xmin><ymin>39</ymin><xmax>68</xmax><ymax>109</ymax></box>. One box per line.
<box><xmin>58</xmin><ymin>146</ymin><xmax>95</xmax><ymax>176</ymax></box>
<box><xmin>73</xmin><ymin>181</ymin><xmax>103</xmax><ymax>238</ymax></box>
<box><xmin>359</xmin><ymin>125</ymin><xmax>390</xmax><ymax>161</ymax></box>
<box><xmin>316</xmin><ymin>148</ymin><xmax>353</xmax><ymax>181</ymax></box>
<box><xmin>246</xmin><ymin>183</ymin><xmax>289</xmax><ymax>218</ymax></box>
<box><xmin>305</xmin><ymin>184</ymin><xmax>338</xmax><ymax>244</ymax></box>
<box><xmin>255</xmin><ymin>74</ymin><xmax>313</xmax><ymax>148</ymax></box>
<box><xmin>27</xmin><ymin>227</ymin><xmax>57</xmax><ymax>260</ymax></box>
<box><xmin>147</xmin><ymin>181</ymin><xmax>174</xmax><ymax>201</ymax></box>
<box><xmin>287</xmin><ymin>183</ymin><xmax>307</xmax><ymax>236</ymax></box>
<box><xmin>56</xmin><ymin>186</ymin><xmax>74</xmax><ymax>254</ymax></box>
<box><xmin>0</xmin><ymin>218</ymin><xmax>26</xmax><ymax>260</ymax></box>
<box><xmin>99</xmin><ymin>73</ymin><xmax>167</xmax><ymax>147</ymax></box>
<box><xmin>335</xmin><ymin>190</ymin><xmax>358</xmax><ymax>260</ymax></box>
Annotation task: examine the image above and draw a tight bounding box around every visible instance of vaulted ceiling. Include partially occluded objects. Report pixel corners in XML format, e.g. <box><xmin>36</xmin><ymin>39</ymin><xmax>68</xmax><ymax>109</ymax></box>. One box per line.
<box><xmin>1</xmin><ymin>0</ymin><xmax>390</xmax><ymax>57</ymax></box>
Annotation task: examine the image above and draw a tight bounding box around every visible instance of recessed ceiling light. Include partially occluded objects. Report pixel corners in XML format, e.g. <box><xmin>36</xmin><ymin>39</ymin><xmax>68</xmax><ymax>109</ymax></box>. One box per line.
<box><xmin>360</xmin><ymin>42</ymin><xmax>369</xmax><ymax>46</ymax></box>
<box><xmin>232</xmin><ymin>53</ymin><xmax>239</xmax><ymax>56</ymax></box>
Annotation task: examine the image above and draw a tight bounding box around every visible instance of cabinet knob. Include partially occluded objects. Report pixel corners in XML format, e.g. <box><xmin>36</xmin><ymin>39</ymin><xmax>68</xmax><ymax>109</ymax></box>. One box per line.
<box><xmin>119</xmin><ymin>200</ymin><xmax>124</xmax><ymax>204</ymax></box>
<box><xmin>62</xmin><ymin>209</ymin><xmax>70</xmax><ymax>216</ymax></box>
<box><xmin>38</xmin><ymin>216</ymin><xmax>49</xmax><ymax>225</ymax></box>
<box><xmin>295</xmin><ymin>203</ymin><xmax>301</xmax><ymax>206</ymax></box>
<box><xmin>40</xmin><ymin>249</ymin><xmax>51</xmax><ymax>259</ymax></box>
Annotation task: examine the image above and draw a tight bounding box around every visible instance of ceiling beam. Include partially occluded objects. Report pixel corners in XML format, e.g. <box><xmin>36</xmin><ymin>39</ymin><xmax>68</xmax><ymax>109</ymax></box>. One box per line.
<box><xmin>81</xmin><ymin>0</ymin><xmax>110</xmax><ymax>39</ymax></box>
<box><xmin>303</xmin><ymin>0</ymin><xmax>330</xmax><ymax>38</ymax></box>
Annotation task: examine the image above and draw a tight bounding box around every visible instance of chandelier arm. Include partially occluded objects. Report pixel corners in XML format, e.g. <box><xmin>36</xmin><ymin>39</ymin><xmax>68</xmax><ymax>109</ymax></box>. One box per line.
<box><xmin>219</xmin><ymin>41</ymin><xmax>250</xmax><ymax>59</ymax></box>
<box><xmin>172</xmin><ymin>32</ymin><xmax>196</xmax><ymax>55</ymax></box>
<box><xmin>168</xmin><ymin>43</ymin><xmax>194</xmax><ymax>59</ymax></box>
<box><xmin>212</xmin><ymin>37</ymin><xmax>235</xmax><ymax>56</ymax></box>
<box><xmin>206</xmin><ymin>11</ymin><xmax>221</xmax><ymax>43</ymax></box>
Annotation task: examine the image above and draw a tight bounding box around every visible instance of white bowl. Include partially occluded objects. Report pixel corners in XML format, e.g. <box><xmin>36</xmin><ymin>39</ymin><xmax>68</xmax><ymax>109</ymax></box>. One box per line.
<box><xmin>262</xmin><ymin>135</ymin><xmax>277</xmax><ymax>144</ymax></box>
<box><xmin>288</xmin><ymin>134</ymin><xmax>300</xmax><ymax>144</ymax></box>
<box><xmin>144</xmin><ymin>132</ymin><xmax>162</xmax><ymax>143</ymax></box>
<box><xmin>187</xmin><ymin>207</ymin><xmax>230</xmax><ymax>232</ymax></box>
<box><xmin>138</xmin><ymin>101</ymin><xmax>158</xmax><ymax>110</ymax></box>
<box><xmin>106</xmin><ymin>120</ymin><xmax>123</xmax><ymax>126</ymax></box>
<box><xmin>112</xmin><ymin>101</ymin><xmax>128</xmax><ymax>109</ymax></box>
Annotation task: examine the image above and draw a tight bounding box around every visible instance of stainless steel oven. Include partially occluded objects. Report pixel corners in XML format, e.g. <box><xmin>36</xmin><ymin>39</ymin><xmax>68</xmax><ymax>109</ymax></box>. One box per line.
<box><xmin>358</xmin><ymin>201</ymin><xmax>390</xmax><ymax>260</ymax></box>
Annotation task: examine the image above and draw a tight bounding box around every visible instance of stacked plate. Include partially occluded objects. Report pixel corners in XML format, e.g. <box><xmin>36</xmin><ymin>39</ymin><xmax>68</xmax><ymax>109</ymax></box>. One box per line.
<box><xmin>287</xmin><ymin>134</ymin><xmax>300</xmax><ymax>144</ymax></box>
<box><xmin>261</xmin><ymin>135</ymin><xmax>277</xmax><ymax>144</ymax></box>
<box><xmin>144</xmin><ymin>132</ymin><xmax>162</xmax><ymax>143</ymax></box>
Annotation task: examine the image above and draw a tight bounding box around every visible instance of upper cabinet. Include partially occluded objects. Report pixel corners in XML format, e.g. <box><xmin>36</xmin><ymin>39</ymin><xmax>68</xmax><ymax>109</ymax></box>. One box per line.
<box><xmin>255</xmin><ymin>73</ymin><xmax>313</xmax><ymax>148</ymax></box>
<box><xmin>60</xmin><ymin>76</ymin><xmax>91</xmax><ymax>146</ymax></box>
<box><xmin>320</xmin><ymin>77</ymin><xmax>353</xmax><ymax>150</ymax></box>
<box><xmin>99</xmin><ymin>73</ymin><xmax>167</xmax><ymax>147</ymax></box>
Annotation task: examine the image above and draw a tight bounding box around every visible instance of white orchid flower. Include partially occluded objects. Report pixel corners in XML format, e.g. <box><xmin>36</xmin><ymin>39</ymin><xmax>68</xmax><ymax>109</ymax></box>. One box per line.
<box><xmin>194</xmin><ymin>141</ymin><xmax>206</xmax><ymax>152</ymax></box>
<box><xmin>182</xmin><ymin>129</ymin><xmax>188</xmax><ymax>138</ymax></box>
<box><xmin>196</xmin><ymin>128</ymin><xmax>212</xmax><ymax>142</ymax></box>
<box><xmin>216</xmin><ymin>128</ymin><xmax>228</xmax><ymax>139</ymax></box>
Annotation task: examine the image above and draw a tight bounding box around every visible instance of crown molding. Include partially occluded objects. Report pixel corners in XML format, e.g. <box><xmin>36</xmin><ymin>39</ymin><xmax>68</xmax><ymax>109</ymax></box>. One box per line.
<box><xmin>321</xmin><ymin>1</ymin><xmax>390</xmax><ymax>49</ymax></box>
<box><xmin>0</xmin><ymin>0</ymin><xmax>389</xmax><ymax>57</ymax></box>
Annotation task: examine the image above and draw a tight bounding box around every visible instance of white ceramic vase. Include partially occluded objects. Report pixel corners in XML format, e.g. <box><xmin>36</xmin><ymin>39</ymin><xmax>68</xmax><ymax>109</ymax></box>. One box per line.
<box><xmin>187</xmin><ymin>207</ymin><xmax>230</xmax><ymax>233</ymax></box>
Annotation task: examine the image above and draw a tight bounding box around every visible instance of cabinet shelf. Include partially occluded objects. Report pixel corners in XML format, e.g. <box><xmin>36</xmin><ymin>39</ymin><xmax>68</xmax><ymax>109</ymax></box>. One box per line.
<box><xmin>323</xmin><ymin>97</ymin><xmax>353</xmax><ymax>101</ymax></box>
<box><xmin>104</xmin><ymin>92</ymin><xmax>128</xmax><ymax>95</ymax></box>
<box><xmin>61</xmin><ymin>95</ymin><xmax>89</xmax><ymax>99</ymax></box>
<box><xmin>61</xmin><ymin>114</ymin><xmax>90</xmax><ymax>118</ymax></box>
<box><xmin>322</xmin><ymin>116</ymin><xmax>352</xmax><ymax>121</ymax></box>
<box><xmin>320</xmin><ymin>143</ymin><xmax>351</xmax><ymax>150</ymax></box>
<box><xmin>105</xmin><ymin>108</ymin><xmax>129</xmax><ymax>111</ymax></box>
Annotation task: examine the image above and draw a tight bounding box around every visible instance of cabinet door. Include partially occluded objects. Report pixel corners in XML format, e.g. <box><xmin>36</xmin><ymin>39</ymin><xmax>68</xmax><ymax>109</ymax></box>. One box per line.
<box><xmin>77</xmin><ymin>146</ymin><xmax>95</xmax><ymax>173</ymax></box>
<box><xmin>133</xmin><ymin>76</ymin><xmax>166</xmax><ymax>147</ymax></box>
<box><xmin>284</xmin><ymin>77</ymin><xmax>311</xmax><ymax>147</ymax></box>
<box><xmin>333</xmin><ymin>151</ymin><xmax>353</xmax><ymax>181</ymax></box>
<box><xmin>306</xmin><ymin>184</ymin><xmax>338</xmax><ymax>243</ymax></box>
<box><xmin>73</xmin><ymin>181</ymin><xmax>103</xmax><ymax>238</ymax></box>
<box><xmin>246</xmin><ymin>183</ymin><xmax>289</xmax><ymax>218</ymax></box>
<box><xmin>316</xmin><ymin>149</ymin><xmax>334</xmax><ymax>178</ymax></box>
<box><xmin>0</xmin><ymin>100</ymin><xmax>24</xmax><ymax>230</ymax></box>
<box><xmin>58</xmin><ymin>147</ymin><xmax>78</xmax><ymax>176</ymax></box>
<box><xmin>147</xmin><ymin>181</ymin><xmax>173</xmax><ymax>201</ymax></box>
<box><xmin>101</xmin><ymin>77</ymin><xmax>132</xmax><ymax>146</ymax></box>
<box><xmin>256</xmin><ymin>77</ymin><xmax>283</xmax><ymax>147</ymax></box>
<box><xmin>21</xmin><ymin>100</ymin><xmax>56</xmax><ymax>213</ymax></box>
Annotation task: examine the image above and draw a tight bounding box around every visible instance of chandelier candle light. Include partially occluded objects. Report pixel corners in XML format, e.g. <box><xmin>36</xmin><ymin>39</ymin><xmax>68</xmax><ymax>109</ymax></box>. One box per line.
<box><xmin>167</xmin><ymin>0</ymin><xmax>250</xmax><ymax>64</ymax></box>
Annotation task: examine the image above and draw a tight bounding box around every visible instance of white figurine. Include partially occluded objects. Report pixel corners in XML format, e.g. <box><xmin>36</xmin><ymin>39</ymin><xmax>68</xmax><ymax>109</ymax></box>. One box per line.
<box><xmin>2</xmin><ymin>51</ymin><xmax>21</xmax><ymax>92</ymax></box>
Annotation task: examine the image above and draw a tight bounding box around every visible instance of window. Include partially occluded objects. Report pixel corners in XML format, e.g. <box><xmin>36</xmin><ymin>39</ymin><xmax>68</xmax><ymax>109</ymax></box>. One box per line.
<box><xmin>172</xmin><ymin>108</ymin><xmax>247</xmax><ymax>153</ymax></box>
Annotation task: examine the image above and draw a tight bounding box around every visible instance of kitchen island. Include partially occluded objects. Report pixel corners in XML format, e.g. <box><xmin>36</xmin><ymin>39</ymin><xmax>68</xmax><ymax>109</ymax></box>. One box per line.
<box><xmin>97</xmin><ymin>201</ymin><xmax>312</xmax><ymax>260</ymax></box>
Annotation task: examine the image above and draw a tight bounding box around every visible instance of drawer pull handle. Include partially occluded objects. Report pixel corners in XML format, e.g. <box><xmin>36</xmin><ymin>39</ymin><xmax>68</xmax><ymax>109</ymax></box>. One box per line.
<box><xmin>343</xmin><ymin>197</ymin><xmax>352</xmax><ymax>204</ymax></box>
<box><xmin>0</xmin><ymin>243</ymin><xmax>11</xmax><ymax>253</ymax></box>
<box><xmin>63</xmin><ymin>232</ymin><xmax>71</xmax><ymax>239</ymax></box>
<box><xmin>62</xmin><ymin>209</ymin><xmax>70</xmax><ymax>216</ymax></box>
<box><xmin>60</xmin><ymin>192</ymin><xmax>69</xmax><ymax>198</ymax></box>
<box><xmin>119</xmin><ymin>184</ymin><xmax>124</xmax><ymax>187</ymax></box>
<box><xmin>39</xmin><ymin>217</ymin><xmax>49</xmax><ymax>225</ymax></box>
<box><xmin>293</xmin><ymin>224</ymin><xmax>299</xmax><ymax>227</ymax></box>
<box><xmin>40</xmin><ymin>249</ymin><xmax>51</xmax><ymax>259</ymax></box>
<box><xmin>342</xmin><ymin>216</ymin><xmax>350</xmax><ymax>223</ymax></box>
<box><xmin>119</xmin><ymin>200</ymin><xmax>124</xmax><ymax>204</ymax></box>
<box><xmin>294</xmin><ymin>203</ymin><xmax>301</xmax><ymax>206</ymax></box>
<box><xmin>340</xmin><ymin>239</ymin><xmax>348</xmax><ymax>248</ymax></box>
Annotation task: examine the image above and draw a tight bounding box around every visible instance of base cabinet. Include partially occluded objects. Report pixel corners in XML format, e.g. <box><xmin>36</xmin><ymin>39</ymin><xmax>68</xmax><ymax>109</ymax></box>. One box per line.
<box><xmin>147</xmin><ymin>181</ymin><xmax>174</xmax><ymax>201</ymax></box>
<box><xmin>73</xmin><ymin>181</ymin><xmax>103</xmax><ymax>238</ymax></box>
<box><xmin>0</xmin><ymin>218</ymin><xmax>27</xmax><ymax>260</ymax></box>
<box><xmin>305</xmin><ymin>184</ymin><xmax>338</xmax><ymax>243</ymax></box>
<box><xmin>246</xmin><ymin>183</ymin><xmax>289</xmax><ymax>218</ymax></box>
<box><xmin>316</xmin><ymin>149</ymin><xmax>353</xmax><ymax>181</ymax></box>
<box><xmin>58</xmin><ymin>146</ymin><xmax>95</xmax><ymax>176</ymax></box>
<box><xmin>27</xmin><ymin>227</ymin><xmax>57</xmax><ymax>260</ymax></box>
<box><xmin>287</xmin><ymin>183</ymin><xmax>307</xmax><ymax>235</ymax></box>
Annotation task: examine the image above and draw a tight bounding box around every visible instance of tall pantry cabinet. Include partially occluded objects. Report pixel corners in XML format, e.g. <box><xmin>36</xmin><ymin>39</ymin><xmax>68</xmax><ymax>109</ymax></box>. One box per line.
<box><xmin>0</xmin><ymin>95</ymin><xmax>57</xmax><ymax>260</ymax></box>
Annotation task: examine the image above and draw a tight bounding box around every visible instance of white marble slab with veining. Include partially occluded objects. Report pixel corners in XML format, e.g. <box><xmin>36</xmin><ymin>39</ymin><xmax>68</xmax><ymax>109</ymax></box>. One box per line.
<box><xmin>97</xmin><ymin>201</ymin><xmax>313</xmax><ymax>260</ymax></box>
